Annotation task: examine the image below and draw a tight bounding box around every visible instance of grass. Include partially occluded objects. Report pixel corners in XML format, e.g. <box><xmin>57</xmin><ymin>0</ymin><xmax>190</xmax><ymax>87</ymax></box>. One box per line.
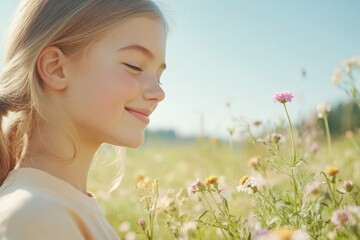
<box><xmin>88</xmin><ymin>132</ymin><xmax>360</xmax><ymax>239</ymax></box>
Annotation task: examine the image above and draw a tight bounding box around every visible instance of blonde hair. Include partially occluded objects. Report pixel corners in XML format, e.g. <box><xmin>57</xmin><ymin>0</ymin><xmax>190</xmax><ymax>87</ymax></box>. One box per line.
<box><xmin>0</xmin><ymin>0</ymin><xmax>167</xmax><ymax>185</ymax></box>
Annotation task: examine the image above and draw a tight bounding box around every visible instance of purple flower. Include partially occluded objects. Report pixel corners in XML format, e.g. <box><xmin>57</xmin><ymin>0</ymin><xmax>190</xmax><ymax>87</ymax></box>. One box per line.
<box><xmin>272</xmin><ymin>92</ymin><xmax>294</xmax><ymax>103</ymax></box>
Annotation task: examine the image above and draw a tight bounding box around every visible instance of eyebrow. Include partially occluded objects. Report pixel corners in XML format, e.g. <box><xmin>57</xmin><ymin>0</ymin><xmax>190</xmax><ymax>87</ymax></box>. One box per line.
<box><xmin>118</xmin><ymin>44</ymin><xmax>167</xmax><ymax>70</ymax></box>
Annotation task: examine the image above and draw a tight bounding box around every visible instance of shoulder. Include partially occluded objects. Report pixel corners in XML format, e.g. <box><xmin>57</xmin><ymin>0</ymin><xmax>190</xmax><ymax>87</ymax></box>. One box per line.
<box><xmin>0</xmin><ymin>187</ymin><xmax>85</xmax><ymax>239</ymax></box>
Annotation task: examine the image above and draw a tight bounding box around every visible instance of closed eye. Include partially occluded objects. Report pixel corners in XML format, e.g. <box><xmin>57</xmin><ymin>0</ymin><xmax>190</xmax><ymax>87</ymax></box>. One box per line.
<box><xmin>123</xmin><ymin>63</ymin><xmax>143</xmax><ymax>72</ymax></box>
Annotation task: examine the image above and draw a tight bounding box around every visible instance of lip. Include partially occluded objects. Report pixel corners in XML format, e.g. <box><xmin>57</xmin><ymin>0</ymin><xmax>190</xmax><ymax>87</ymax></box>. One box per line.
<box><xmin>125</xmin><ymin>107</ymin><xmax>151</xmax><ymax>124</ymax></box>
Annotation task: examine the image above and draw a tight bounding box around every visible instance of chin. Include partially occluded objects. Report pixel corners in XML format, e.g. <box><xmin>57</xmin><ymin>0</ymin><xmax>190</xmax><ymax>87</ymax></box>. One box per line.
<box><xmin>125</xmin><ymin>139</ymin><xmax>144</xmax><ymax>148</ymax></box>
<box><xmin>113</xmin><ymin>134</ymin><xmax>145</xmax><ymax>148</ymax></box>
<box><xmin>105</xmin><ymin>130</ymin><xmax>145</xmax><ymax>148</ymax></box>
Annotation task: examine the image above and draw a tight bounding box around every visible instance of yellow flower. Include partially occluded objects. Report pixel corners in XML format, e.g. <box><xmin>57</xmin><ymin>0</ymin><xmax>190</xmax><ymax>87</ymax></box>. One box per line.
<box><xmin>326</xmin><ymin>166</ymin><xmax>339</xmax><ymax>177</ymax></box>
<box><xmin>135</xmin><ymin>173</ymin><xmax>145</xmax><ymax>182</ymax></box>
<box><xmin>274</xmin><ymin>227</ymin><xmax>294</xmax><ymax>240</ymax></box>
<box><xmin>204</xmin><ymin>176</ymin><xmax>218</xmax><ymax>185</ymax></box>
<box><xmin>239</xmin><ymin>175</ymin><xmax>249</xmax><ymax>185</ymax></box>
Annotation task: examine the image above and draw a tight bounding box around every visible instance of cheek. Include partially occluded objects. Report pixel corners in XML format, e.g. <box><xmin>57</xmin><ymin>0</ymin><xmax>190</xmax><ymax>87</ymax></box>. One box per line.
<box><xmin>110</xmin><ymin>70</ymin><xmax>139</xmax><ymax>101</ymax></box>
<box><xmin>69</xmin><ymin>66</ymin><xmax>140</xmax><ymax>121</ymax></box>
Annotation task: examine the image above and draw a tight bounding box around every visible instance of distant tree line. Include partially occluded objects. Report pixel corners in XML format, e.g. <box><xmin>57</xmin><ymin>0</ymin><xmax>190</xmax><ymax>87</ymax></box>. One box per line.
<box><xmin>145</xmin><ymin>129</ymin><xmax>177</xmax><ymax>140</ymax></box>
<box><xmin>144</xmin><ymin>101</ymin><xmax>360</xmax><ymax>141</ymax></box>
<box><xmin>321</xmin><ymin>101</ymin><xmax>360</xmax><ymax>135</ymax></box>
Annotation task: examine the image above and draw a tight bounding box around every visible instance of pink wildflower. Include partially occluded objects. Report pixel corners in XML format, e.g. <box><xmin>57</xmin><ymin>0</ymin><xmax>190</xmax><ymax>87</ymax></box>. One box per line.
<box><xmin>218</xmin><ymin>183</ymin><xmax>226</xmax><ymax>192</ymax></box>
<box><xmin>331</xmin><ymin>206</ymin><xmax>360</xmax><ymax>230</ymax></box>
<box><xmin>272</xmin><ymin>92</ymin><xmax>294</xmax><ymax>103</ymax></box>
<box><xmin>264</xmin><ymin>133</ymin><xmax>285</xmax><ymax>144</ymax></box>
<box><xmin>187</xmin><ymin>178</ymin><xmax>201</xmax><ymax>195</ymax></box>
<box><xmin>309</xmin><ymin>142</ymin><xmax>320</xmax><ymax>153</ymax></box>
<box><xmin>306</xmin><ymin>182</ymin><xmax>320</xmax><ymax>196</ymax></box>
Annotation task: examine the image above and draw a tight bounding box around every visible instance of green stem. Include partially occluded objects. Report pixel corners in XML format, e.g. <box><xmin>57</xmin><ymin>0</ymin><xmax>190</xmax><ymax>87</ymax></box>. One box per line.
<box><xmin>251</xmin><ymin>148</ymin><xmax>270</xmax><ymax>188</ymax></box>
<box><xmin>149</xmin><ymin>180</ymin><xmax>159</xmax><ymax>240</ymax></box>
<box><xmin>201</xmin><ymin>192</ymin><xmax>230</xmax><ymax>240</ymax></box>
<box><xmin>257</xmin><ymin>191</ymin><xmax>287</xmax><ymax>224</ymax></box>
<box><xmin>248</xmin><ymin>129</ymin><xmax>269</xmax><ymax>181</ymax></box>
<box><xmin>209</xmin><ymin>191</ymin><xmax>226</xmax><ymax>217</ymax></box>
<box><xmin>149</xmin><ymin>213</ymin><xmax>154</xmax><ymax>240</ymax></box>
<box><xmin>332</xmin><ymin>177</ymin><xmax>337</xmax><ymax>206</ymax></box>
<box><xmin>202</xmin><ymin>192</ymin><xmax>215</xmax><ymax>213</ymax></box>
<box><xmin>323</xmin><ymin>112</ymin><xmax>332</xmax><ymax>157</ymax></box>
<box><xmin>351</xmin><ymin>192</ymin><xmax>359</xmax><ymax>205</ymax></box>
<box><xmin>320</xmin><ymin>172</ymin><xmax>337</xmax><ymax>206</ymax></box>
<box><xmin>210</xmin><ymin>191</ymin><xmax>239</xmax><ymax>237</ymax></box>
<box><xmin>282</xmin><ymin>103</ymin><xmax>296</xmax><ymax>164</ymax></box>
<box><xmin>283</xmin><ymin>103</ymin><xmax>300</xmax><ymax>223</ymax></box>
<box><xmin>243</xmin><ymin>123</ymin><xmax>273</xmax><ymax>204</ymax></box>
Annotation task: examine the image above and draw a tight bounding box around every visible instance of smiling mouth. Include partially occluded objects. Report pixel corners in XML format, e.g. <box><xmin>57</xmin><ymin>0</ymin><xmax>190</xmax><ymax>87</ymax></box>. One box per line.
<box><xmin>125</xmin><ymin>107</ymin><xmax>150</xmax><ymax>124</ymax></box>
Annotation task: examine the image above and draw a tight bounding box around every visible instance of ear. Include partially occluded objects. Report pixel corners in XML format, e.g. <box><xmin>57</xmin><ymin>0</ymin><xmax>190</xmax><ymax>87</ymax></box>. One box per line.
<box><xmin>37</xmin><ymin>46</ymin><xmax>68</xmax><ymax>91</ymax></box>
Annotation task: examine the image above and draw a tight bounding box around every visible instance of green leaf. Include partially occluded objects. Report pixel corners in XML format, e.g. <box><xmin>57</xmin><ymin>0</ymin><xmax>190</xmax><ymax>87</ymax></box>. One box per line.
<box><xmin>197</xmin><ymin>210</ymin><xmax>210</xmax><ymax>221</ymax></box>
<box><xmin>221</xmin><ymin>196</ymin><xmax>229</xmax><ymax>211</ymax></box>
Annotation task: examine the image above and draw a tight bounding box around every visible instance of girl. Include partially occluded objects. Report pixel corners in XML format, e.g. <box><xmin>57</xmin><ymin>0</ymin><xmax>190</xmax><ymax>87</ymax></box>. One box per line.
<box><xmin>0</xmin><ymin>0</ymin><xmax>167</xmax><ymax>239</ymax></box>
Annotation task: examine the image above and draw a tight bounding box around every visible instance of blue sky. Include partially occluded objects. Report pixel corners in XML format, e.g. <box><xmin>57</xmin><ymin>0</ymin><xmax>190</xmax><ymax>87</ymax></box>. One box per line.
<box><xmin>1</xmin><ymin>1</ymin><xmax>360</xmax><ymax>138</ymax></box>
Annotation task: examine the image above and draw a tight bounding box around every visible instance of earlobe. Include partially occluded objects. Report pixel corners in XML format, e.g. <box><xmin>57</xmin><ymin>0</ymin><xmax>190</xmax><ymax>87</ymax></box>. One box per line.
<box><xmin>37</xmin><ymin>46</ymin><xmax>68</xmax><ymax>91</ymax></box>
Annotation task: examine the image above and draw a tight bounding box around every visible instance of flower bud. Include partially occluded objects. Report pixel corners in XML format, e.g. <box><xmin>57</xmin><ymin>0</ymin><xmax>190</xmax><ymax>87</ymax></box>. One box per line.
<box><xmin>248</xmin><ymin>157</ymin><xmax>259</xmax><ymax>169</ymax></box>
<box><xmin>343</xmin><ymin>180</ymin><xmax>354</xmax><ymax>192</ymax></box>
<box><xmin>138</xmin><ymin>218</ymin><xmax>146</xmax><ymax>230</ymax></box>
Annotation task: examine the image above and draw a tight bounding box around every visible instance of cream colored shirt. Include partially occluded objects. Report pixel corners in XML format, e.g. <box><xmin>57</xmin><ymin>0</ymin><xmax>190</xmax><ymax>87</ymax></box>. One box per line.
<box><xmin>0</xmin><ymin>168</ymin><xmax>120</xmax><ymax>240</ymax></box>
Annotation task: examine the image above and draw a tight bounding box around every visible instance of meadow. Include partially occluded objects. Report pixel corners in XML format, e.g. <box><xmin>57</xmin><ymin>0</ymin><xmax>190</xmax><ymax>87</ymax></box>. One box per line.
<box><xmin>88</xmin><ymin>58</ymin><xmax>360</xmax><ymax>240</ymax></box>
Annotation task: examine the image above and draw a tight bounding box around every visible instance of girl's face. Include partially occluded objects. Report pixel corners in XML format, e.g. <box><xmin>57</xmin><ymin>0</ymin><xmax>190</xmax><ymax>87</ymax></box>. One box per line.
<box><xmin>63</xmin><ymin>17</ymin><xmax>166</xmax><ymax>148</ymax></box>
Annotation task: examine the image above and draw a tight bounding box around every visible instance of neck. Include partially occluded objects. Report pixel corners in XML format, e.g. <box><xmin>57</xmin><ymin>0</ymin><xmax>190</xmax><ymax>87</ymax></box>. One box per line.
<box><xmin>20</xmin><ymin>124</ymin><xmax>99</xmax><ymax>195</ymax></box>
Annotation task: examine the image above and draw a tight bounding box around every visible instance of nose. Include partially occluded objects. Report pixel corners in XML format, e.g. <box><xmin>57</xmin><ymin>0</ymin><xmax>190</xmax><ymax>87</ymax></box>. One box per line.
<box><xmin>143</xmin><ymin>79</ymin><xmax>165</xmax><ymax>103</ymax></box>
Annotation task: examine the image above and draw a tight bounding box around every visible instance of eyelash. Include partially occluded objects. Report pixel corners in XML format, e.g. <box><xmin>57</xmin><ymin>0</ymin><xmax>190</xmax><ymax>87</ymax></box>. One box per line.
<box><xmin>123</xmin><ymin>63</ymin><xmax>143</xmax><ymax>72</ymax></box>
<box><xmin>123</xmin><ymin>63</ymin><xmax>163</xmax><ymax>85</ymax></box>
